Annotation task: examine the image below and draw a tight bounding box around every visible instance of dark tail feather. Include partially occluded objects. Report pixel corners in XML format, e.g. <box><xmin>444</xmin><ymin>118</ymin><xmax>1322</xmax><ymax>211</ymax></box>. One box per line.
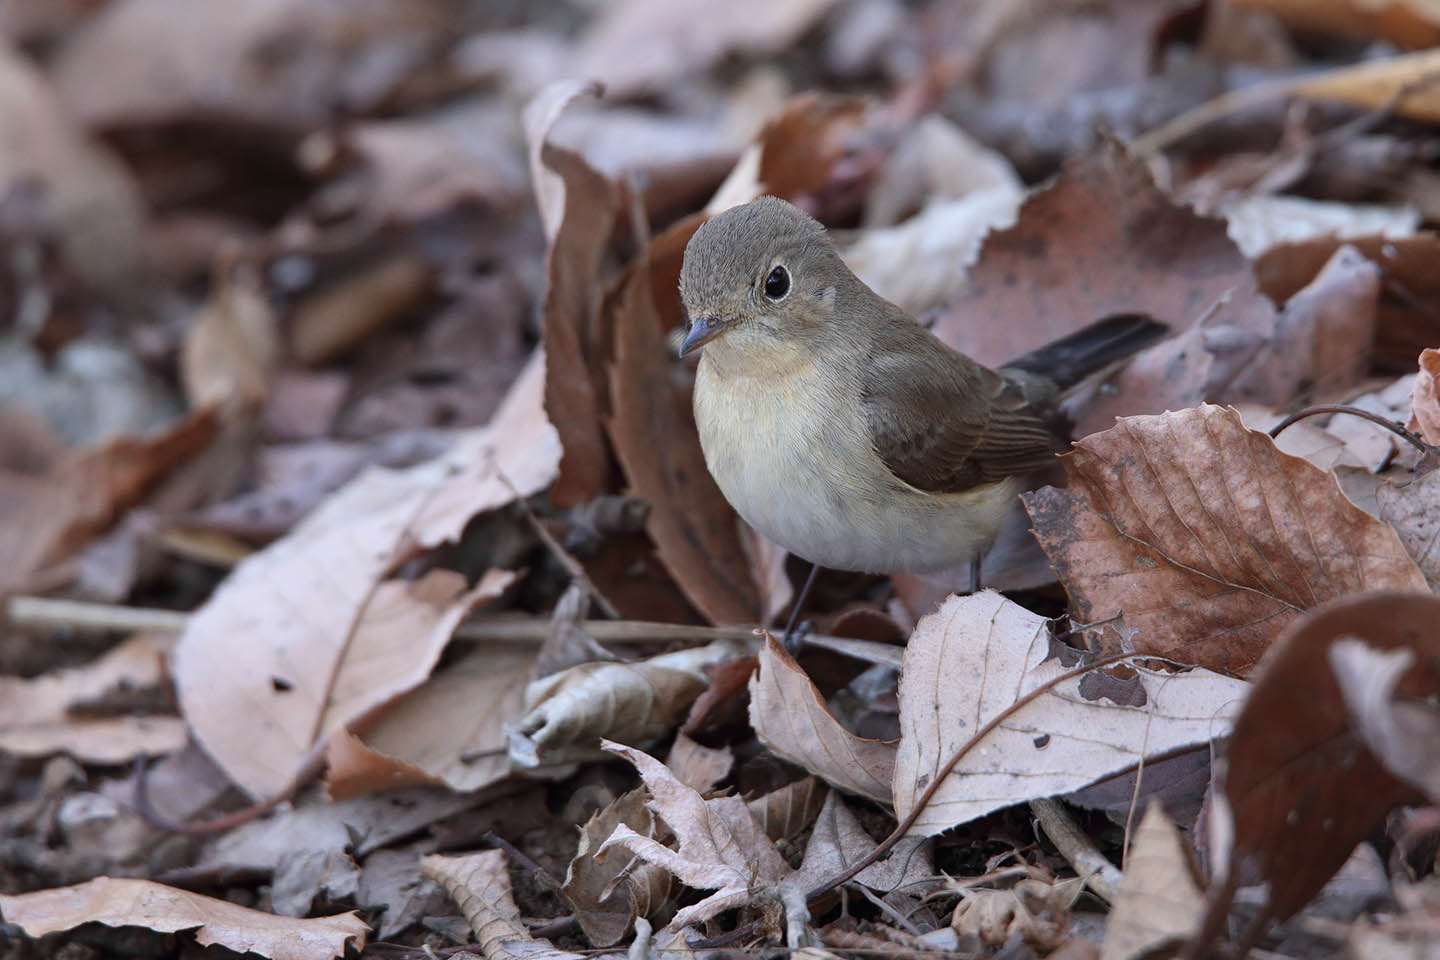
<box><xmin>1001</xmin><ymin>313</ymin><xmax>1169</xmax><ymax>392</ymax></box>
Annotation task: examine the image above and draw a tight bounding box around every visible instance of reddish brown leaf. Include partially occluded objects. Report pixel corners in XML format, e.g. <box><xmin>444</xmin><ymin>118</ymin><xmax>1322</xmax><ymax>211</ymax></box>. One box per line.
<box><xmin>1411</xmin><ymin>347</ymin><xmax>1440</xmax><ymax>444</ymax></box>
<box><xmin>931</xmin><ymin>138</ymin><xmax>1274</xmax><ymax>371</ymax></box>
<box><xmin>1225</xmin><ymin>593</ymin><xmax>1440</xmax><ymax>922</ymax></box>
<box><xmin>1024</xmin><ymin>405</ymin><xmax>1427</xmax><ymax>676</ymax></box>
<box><xmin>606</xmin><ymin>216</ymin><xmax>761</xmax><ymax>625</ymax></box>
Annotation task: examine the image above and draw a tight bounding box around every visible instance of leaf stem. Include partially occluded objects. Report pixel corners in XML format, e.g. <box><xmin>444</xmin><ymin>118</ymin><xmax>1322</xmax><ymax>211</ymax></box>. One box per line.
<box><xmin>1266</xmin><ymin>404</ymin><xmax>1430</xmax><ymax>453</ymax></box>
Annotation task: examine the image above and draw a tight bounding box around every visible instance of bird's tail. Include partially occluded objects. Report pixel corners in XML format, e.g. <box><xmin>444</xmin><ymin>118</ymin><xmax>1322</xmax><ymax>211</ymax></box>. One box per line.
<box><xmin>1000</xmin><ymin>313</ymin><xmax>1169</xmax><ymax>392</ymax></box>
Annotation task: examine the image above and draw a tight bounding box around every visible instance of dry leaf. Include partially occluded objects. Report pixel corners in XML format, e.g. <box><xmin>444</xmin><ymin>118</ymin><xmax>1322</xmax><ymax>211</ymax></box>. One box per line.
<box><xmin>931</xmin><ymin>137</ymin><xmax>1273</xmax><ymax>371</ymax></box>
<box><xmin>950</xmin><ymin>876</ymin><xmax>1083</xmax><ymax>951</ymax></box>
<box><xmin>0</xmin><ymin>877</ymin><xmax>367</xmax><ymax>960</ymax></box>
<box><xmin>748</xmin><ymin>633</ymin><xmax>896</xmax><ymax>804</ymax></box>
<box><xmin>667</xmin><ymin>732</ymin><xmax>733</xmax><ymax>793</ymax></box>
<box><xmin>563</xmin><ymin>787</ymin><xmax>674</xmax><ymax>947</ymax></box>
<box><xmin>181</xmin><ymin>259</ymin><xmax>279</xmax><ymax>412</ymax></box>
<box><xmin>423</xmin><ymin>850</ymin><xmax>587</xmax><ymax>960</ymax></box>
<box><xmin>1099</xmin><ymin>802</ymin><xmax>1204</xmax><ymax>960</ymax></box>
<box><xmin>1220</xmin><ymin>194</ymin><xmax>1419</xmax><ymax>259</ymax></box>
<box><xmin>525</xmin><ymin>82</ymin><xmax>619</xmax><ymax>508</ymax></box>
<box><xmin>1294</xmin><ymin>48</ymin><xmax>1440</xmax><ymax>123</ymax></box>
<box><xmin>289</xmin><ymin>253</ymin><xmax>434</xmax><ymax>366</ymax></box>
<box><xmin>1412</xmin><ymin>348</ymin><xmax>1440</xmax><ymax>444</ymax></box>
<box><xmin>740</xmin><ymin>526</ymin><xmax>794</xmax><ymax>628</ymax></box>
<box><xmin>575</xmin><ymin>0</ymin><xmax>843</xmax><ymax>98</ymax></box>
<box><xmin>791</xmin><ymin>790</ymin><xmax>933</xmax><ymax>895</ymax></box>
<box><xmin>175</xmin><ymin>353</ymin><xmax>554</xmax><ymax>800</ymax></box>
<box><xmin>597</xmin><ymin>741</ymin><xmax>791</xmax><ymax>930</ymax></box>
<box><xmin>0</xmin><ymin>408</ymin><xmax>216</xmax><ymax>593</ymax></box>
<box><xmin>892</xmin><ymin>592</ymin><xmax>1250</xmax><ymax>836</ymax></box>
<box><xmin>1330</xmin><ymin>638</ymin><xmax>1440</xmax><ymax>801</ymax></box>
<box><xmin>1024</xmin><ymin>405</ymin><xmax>1428</xmax><ymax>677</ymax></box>
<box><xmin>1225</xmin><ymin>592</ymin><xmax>1440</xmax><ymax>921</ymax></box>
<box><xmin>606</xmin><ymin>217</ymin><xmax>761</xmax><ymax>625</ymax></box>
<box><xmin>1232</xmin><ymin>0</ymin><xmax>1440</xmax><ymax>48</ymax></box>
<box><xmin>1377</xmin><ymin>467</ymin><xmax>1440</xmax><ymax>592</ymax></box>
<box><xmin>746</xmin><ymin>776</ymin><xmax>829</xmax><ymax>844</ymax></box>
<box><xmin>0</xmin><ymin>633</ymin><xmax>184</xmax><ymax>763</ymax></box>
<box><xmin>510</xmin><ymin>639</ymin><xmax>749</xmax><ymax>768</ymax></box>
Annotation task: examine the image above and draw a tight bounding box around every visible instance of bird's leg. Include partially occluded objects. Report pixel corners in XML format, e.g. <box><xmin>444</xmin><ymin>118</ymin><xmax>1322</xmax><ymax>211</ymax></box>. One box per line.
<box><xmin>968</xmin><ymin>550</ymin><xmax>983</xmax><ymax>595</ymax></box>
<box><xmin>781</xmin><ymin>562</ymin><xmax>821</xmax><ymax>653</ymax></box>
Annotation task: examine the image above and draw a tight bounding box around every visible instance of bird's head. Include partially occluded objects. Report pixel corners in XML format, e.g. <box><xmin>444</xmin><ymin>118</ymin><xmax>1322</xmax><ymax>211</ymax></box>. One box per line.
<box><xmin>678</xmin><ymin>196</ymin><xmax>849</xmax><ymax>360</ymax></box>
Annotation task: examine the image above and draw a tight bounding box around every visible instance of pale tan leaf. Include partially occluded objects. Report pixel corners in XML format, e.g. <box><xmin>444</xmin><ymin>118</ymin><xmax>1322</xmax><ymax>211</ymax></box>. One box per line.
<box><xmin>1412</xmin><ymin>348</ymin><xmax>1440</xmax><ymax>445</ymax></box>
<box><xmin>791</xmin><ymin>790</ymin><xmax>933</xmax><ymax>895</ymax></box>
<box><xmin>510</xmin><ymin>639</ymin><xmax>750</xmax><ymax>768</ymax></box>
<box><xmin>423</xmin><ymin>850</ymin><xmax>587</xmax><ymax>960</ymax></box>
<box><xmin>1024</xmin><ymin>405</ymin><xmax>1428</xmax><ymax>677</ymax></box>
<box><xmin>174</xmin><ymin>353</ymin><xmax>554</xmax><ymax>800</ymax></box>
<box><xmin>562</xmin><ymin>787</ymin><xmax>673</xmax><ymax>947</ymax></box>
<box><xmin>180</xmin><ymin>259</ymin><xmax>278</xmax><ymax>412</ymax></box>
<box><xmin>1378</xmin><ymin>467</ymin><xmax>1440</xmax><ymax>593</ymax></box>
<box><xmin>1330</xmin><ymin>639</ymin><xmax>1440</xmax><ymax>801</ymax></box>
<box><xmin>1294</xmin><ymin>48</ymin><xmax>1440</xmax><ymax>123</ymax></box>
<box><xmin>666</xmin><ymin>732</ymin><xmax>733</xmax><ymax>793</ymax></box>
<box><xmin>1231</xmin><ymin>0</ymin><xmax>1440</xmax><ymax>48</ymax></box>
<box><xmin>522</xmin><ymin>80</ymin><xmax>601</xmax><ymax>244</ymax></box>
<box><xmin>0</xmin><ymin>877</ymin><xmax>366</xmax><ymax>960</ymax></box>
<box><xmin>745</xmin><ymin>777</ymin><xmax>829</xmax><ymax>843</ymax></box>
<box><xmin>598</xmin><ymin>741</ymin><xmax>790</xmax><ymax>929</ymax></box>
<box><xmin>892</xmin><ymin>592</ymin><xmax>1250</xmax><ymax>836</ymax></box>
<box><xmin>950</xmin><ymin>876</ymin><xmax>1082</xmax><ymax>951</ymax></box>
<box><xmin>0</xmin><ymin>633</ymin><xmax>185</xmax><ymax>763</ymax></box>
<box><xmin>748</xmin><ymin>633</ymin><xmax>896</xmax><ymax>803</ymax></box>
<box><xmin>344</xmin><ymin>642</ymin><xmax>536</xmax><ymax>794</ymax></box>
<box><xmin>1100</xmin><ymin>803</ymin><xmax>1205</xmax><ymax>960</ymax></box>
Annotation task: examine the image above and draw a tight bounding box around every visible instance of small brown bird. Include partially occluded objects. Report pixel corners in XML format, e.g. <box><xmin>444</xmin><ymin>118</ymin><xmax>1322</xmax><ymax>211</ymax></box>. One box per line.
<box><xmin>678</xmin><ymin>196</ymin><xmax>1164</xmax><ymax>622</ymax></box>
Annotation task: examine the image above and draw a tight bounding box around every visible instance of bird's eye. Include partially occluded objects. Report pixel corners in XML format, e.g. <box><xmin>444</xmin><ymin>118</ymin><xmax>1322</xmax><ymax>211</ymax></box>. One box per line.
<box><xmin>763</xmin><ymin>265</ymin><xmax>790</xmax><ymax>300</ymax></box>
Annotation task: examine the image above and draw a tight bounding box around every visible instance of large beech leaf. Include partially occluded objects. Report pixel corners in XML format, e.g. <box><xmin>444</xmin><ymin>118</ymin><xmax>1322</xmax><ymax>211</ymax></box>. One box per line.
<box><xmin>1024</xmin><ymin>404</ymin><xmax>1427</xmax><ymax>676</ymax></box>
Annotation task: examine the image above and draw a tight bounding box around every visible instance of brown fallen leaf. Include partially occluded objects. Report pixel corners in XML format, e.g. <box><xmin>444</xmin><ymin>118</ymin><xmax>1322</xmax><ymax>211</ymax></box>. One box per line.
<box><xmin>666</xmin><ymin>732</ymin><xmax>733</xmax><ymax>793</ymax></box>
<box><xmin>562</xmin><ymin>787</ymin><xmax>674</xmax><ymax>947</ymax></box>
<box><xmin>1098</xmin><ymin>802</ymin><xmax>1204</xmax><ymax>960</ymax></box>
<box><xmin>422</xmin><ymin>850</ymin><xmax>586</xmax><ymax>960</ymax></box>
<box><xmin>525</xmin><ymin>82</ymin><xmax>620</xmax><ymax>508</ymax></box>
<box><xmin>596</xmin><ymin>741</ymin><xmax>791</xmax><ymax>931</ymax></box>
<box><xmin>0</xmin><ymin>877</ymin><xmax>367</xmax><ymax>960</ymax></box>
<box><xmin>1231</xmin><ymin>0</ymin><xmax>1440</xmax><ymax>48</ymax></box>
<box><xmin>1254</xmin><ymin>234</ymin><xmax>1440</xmax><ymax>372</ymax></box>
<box><xmin>1024</xmin><ymin>405</ymin><xmax>1428</xmax><ymax>677</ymax></box>
<box><xmin>175</xmin><ymin>353</ymin><xmax>555</xmax><ymax>800</ymax></box>
<box><xmin>748</xmin><ymin>633</ymin><xmax>896</xmax><ymax>804</ymax></box>
<box><xmin>931</xmin><ymin>137</ymin><xmax>1273</xmax><ymax>372</ymax></box>
<box><xmin>892</xmin><ymin>592</ymin><xmax>1249</xmax><ymax>836</ymax></box>
<box><xmin>1411</xmin><ymin>348</ymin><xmax>1440</xmax><ymax>444</ymax></box>
<box><xmin>745</xmin><ymin>776</ymin><xmax>829</xmax><ymax>844</ymax></box>
<box><xmin>0</xmin><ymin>407</ymin><xmax>216</xmax><ymax>593</ymax></box>
<box><xmin>606</xmin><ymin>217</ymin><xmax>761</xmax><ymax>625</ymax></box>
<box><xmin>1222</xmin><ymin>592</ymin><xmax>1440</xmax><ymax>922</ymax></box>
<box><xmin>289</xmin><ymin>253</ymin><xmax>434</xmax><ymax>366</ymax></box>
<box><xmin>0</xmin><ymin>633</ymin><xmax>185</xmax><ymax>763</ymax></box>
<box><xmin>509</xmin><ymin>638</ymin><xmax>750</xmax><ymax>768</ymax></box>
<box><xmin>950</xmin><ymin>874</ymin><xmax>1084</xmax><ymax>951</ymax></box>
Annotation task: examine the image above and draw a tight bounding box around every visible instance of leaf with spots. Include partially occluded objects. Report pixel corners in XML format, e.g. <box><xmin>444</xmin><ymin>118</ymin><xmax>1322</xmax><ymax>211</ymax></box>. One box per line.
<box><xmin>1023</xmin><ymin>404</ymin><xmax>1428</xmax><ymax>677</ymax></box>
<box><xmin>891</xmin><ymin>591</ymin><xmax>1249</xmax><ymax>837</ymax></box>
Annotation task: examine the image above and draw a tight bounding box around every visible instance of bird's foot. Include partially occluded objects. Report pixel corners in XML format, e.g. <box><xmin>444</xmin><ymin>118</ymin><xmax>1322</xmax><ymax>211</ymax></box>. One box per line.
<box><xmin>781</xmin><ymin>618</ymin><xmax>813</xmax><ymax>656</ymax></box>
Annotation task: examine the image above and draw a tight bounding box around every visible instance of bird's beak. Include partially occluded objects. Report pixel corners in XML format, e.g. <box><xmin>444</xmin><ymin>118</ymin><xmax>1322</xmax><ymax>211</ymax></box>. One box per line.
<box><xmin>678</xmin><ymin>315</ymin><xmax>733</xmax><ymax>357</ymax></box>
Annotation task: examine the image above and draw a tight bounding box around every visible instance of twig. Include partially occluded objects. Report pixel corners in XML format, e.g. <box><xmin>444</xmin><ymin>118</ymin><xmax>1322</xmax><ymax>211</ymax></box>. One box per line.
<box><xmin>1029</xmin><ymin>797</ymin><xmax>1122</xmax><ymax>905</ymax></box>
<box><xmin>803</xmin><ymin>650</ymin><xmax>1137</xmax><ymax>901</ymax></box>
<box><xmin>1132</xmin><ymin>77</ymin><xmax>1301</xmax><ymax>156</ymax></box>
<box><xmin>7</xmin><ymin>597</ymin><xmax>190</xmax><ymax>634</ymax></box>
<box><xmin>1266</xmin><ymin>404</ymin><xmax>1430</xmax><ymax>453</ymax></box>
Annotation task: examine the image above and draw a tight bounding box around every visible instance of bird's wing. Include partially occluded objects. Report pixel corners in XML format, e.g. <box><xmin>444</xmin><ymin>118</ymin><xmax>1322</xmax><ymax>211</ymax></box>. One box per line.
<box><xmin>860</xmin><ymin>319</ymin><xmax>1062</xmax><ymax>494</ymax></box>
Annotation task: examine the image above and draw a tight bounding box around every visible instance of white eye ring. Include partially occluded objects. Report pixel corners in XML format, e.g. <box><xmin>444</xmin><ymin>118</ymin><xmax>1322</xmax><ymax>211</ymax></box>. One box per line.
<box><xmin>763</xmin><ymin>265</ymin><xmax>791</xmax><ymax>300</ymax></box>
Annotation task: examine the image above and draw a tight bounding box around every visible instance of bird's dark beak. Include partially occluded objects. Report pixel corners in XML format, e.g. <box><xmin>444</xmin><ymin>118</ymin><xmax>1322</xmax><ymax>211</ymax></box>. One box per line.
<box><xmin>678</xmin><ymin>315</ymin><xmax>732</xmax><ymax>357</ymax></box>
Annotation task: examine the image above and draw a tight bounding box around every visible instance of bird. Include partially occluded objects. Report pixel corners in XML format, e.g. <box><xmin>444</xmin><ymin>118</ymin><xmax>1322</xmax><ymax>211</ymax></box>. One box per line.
<box><xmin>677</xmin><ymin>195</ymin><xmax>1166</xmax><ymax>636</ymax></box>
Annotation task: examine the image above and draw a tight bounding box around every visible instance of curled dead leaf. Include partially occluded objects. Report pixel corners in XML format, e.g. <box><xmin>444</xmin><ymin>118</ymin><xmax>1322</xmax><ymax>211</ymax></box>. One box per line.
<box><xmin>1411</xmin><ymin>348</ymin><xmax>1440</xmax><ymax>444</ymax></box>
<box><xmin>1024</xmin><ymin>405</ymin><xmax>1428</xmax><ymax>677</ymax></box>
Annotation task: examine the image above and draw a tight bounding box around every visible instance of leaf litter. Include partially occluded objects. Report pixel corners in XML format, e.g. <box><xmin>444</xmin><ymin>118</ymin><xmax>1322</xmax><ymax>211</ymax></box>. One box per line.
<box><xmin>4</xmin><ymin>4</ymin><xmax>1440</xmax><ymax>959</ymax></box>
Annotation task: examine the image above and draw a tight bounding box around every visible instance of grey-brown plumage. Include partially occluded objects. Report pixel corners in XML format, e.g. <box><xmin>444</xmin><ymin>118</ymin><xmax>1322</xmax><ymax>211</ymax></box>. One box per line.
<box><xmin>678</xmin><ymin>195</ymin><xmax>1163</xmax><ymax>575</ymax></box>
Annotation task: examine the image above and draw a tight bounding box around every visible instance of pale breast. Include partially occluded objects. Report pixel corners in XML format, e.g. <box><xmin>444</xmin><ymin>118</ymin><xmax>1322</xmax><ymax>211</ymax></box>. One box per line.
<box><xmin>693</xmin><ymin>351</ymin><xmax>1016</xmax><ymax>573</ymax></box>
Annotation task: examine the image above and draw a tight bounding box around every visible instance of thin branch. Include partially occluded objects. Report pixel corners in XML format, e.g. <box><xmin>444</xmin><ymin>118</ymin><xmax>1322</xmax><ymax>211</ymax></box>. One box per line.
<box><xmin>1029</xmin><ymin>797</ymin><xmax>1122</xmax><ymax>905</ymax></box>
<box><xmin>1267</xmin><ymin>404</ymin><xmax>1430</xmax><ymax>453</ymax></box>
